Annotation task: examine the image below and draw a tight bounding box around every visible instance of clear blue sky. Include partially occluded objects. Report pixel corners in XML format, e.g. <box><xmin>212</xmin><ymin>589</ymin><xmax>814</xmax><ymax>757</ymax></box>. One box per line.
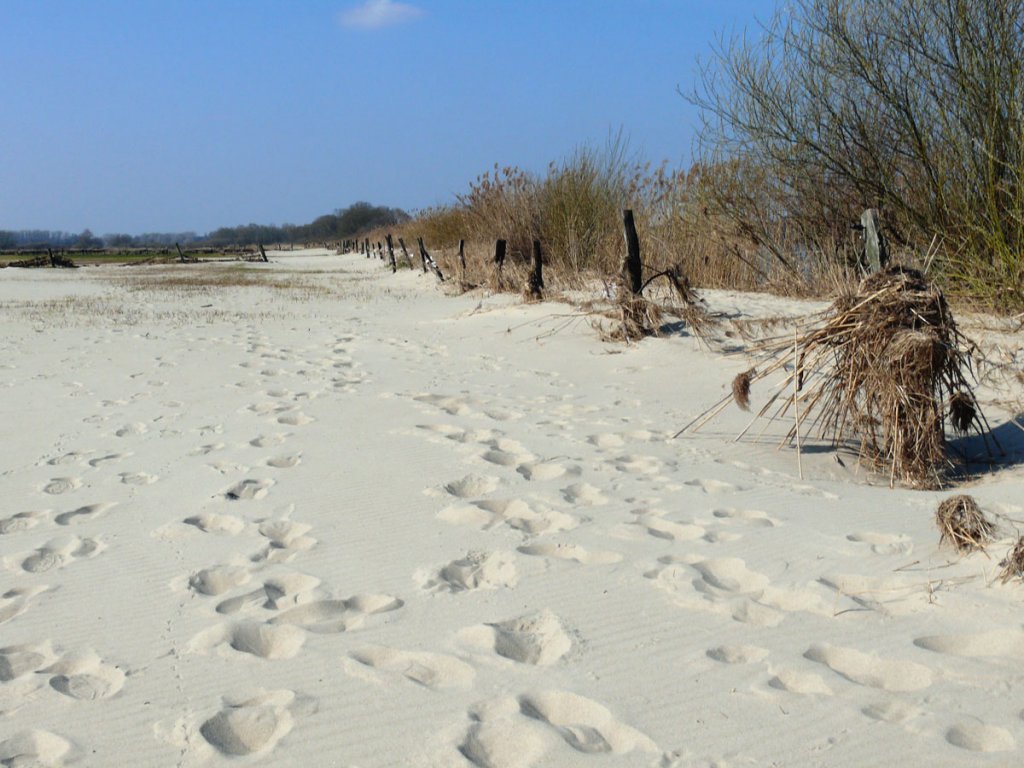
<box><xmin>0</xmin><ymin>0</ymin><xmax>773</xmax><ymax>235</ymax></box>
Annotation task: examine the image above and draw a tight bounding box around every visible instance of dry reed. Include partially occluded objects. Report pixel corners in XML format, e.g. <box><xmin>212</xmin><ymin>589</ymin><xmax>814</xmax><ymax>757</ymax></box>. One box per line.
<box><xmin>935</xmin><ymin>494</ymin><xmax>994</xmax><ymax>553</ymax></box>
<box><xmin>998</xmin><ymin>537</ymin><xmax>1024</xmax><ymax>583</ymax></box>
<box><xmin>691</xmin><ymin>265</ymin><xmax>990</xmax><ymax>487</ymax></box>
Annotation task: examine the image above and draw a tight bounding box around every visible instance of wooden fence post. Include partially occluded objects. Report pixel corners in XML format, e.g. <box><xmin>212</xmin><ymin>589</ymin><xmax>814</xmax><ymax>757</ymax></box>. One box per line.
<box><xmin>417</xmin><ymin>237</ymin><xmax>445</xmax><ymax>281</ymax></box>
<box><xmin>526</xmin><ymin>239</ymin><xmax>544</xmax><ymax>300</ymax></box>
<box><xmin>858</xmin><ymin>208</ymin><xmax>888</xmax><ymax>274</ymax></box>
<box><xmin>494</xmin><ymin>239</ymin><xmax>507</xmax><ymax>272</ymax></box>
<box><xmin>622</xmin><ymin>209</ymin><xmax>642</xmax><ymax>295</ymax></box>
<box><xmin>386</xmin><ymin>234</ymin><xmax>397</xmax><ymax>273</ymax></box>
<box><xmin>416</xmin><ymin>237</ymin><xmax>428</xmax><ymax>273</ymax></box>
<box><xmin>398</xmin><ymin>237</ymin><xmax>414</xmax><ymax>269</ymax></box>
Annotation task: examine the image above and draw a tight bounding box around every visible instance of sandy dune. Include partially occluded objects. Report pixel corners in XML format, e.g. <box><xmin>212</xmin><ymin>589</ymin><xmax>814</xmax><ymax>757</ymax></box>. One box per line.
<box><xmin>1</xmin><ymin>250</ymin><xmax>1022</xmax><ymax>766</ymax></box>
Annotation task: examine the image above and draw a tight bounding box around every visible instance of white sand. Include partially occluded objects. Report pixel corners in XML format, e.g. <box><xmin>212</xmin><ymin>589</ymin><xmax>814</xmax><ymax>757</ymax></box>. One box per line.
<box><xmin>1</xmin><ymin>250</ymin><xmax>1022</xmax><ymax>766</ymax></box>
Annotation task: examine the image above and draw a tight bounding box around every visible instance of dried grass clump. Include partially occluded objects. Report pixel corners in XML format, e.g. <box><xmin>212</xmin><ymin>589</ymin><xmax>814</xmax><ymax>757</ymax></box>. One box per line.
<box><xmin>688</xmin><ymin>265</ymin><xmax>991</xmax><ymax>487</ymax></box>
<box><xmin>998</xmin><ymin>537</ymin><xmax>1024</xmax><ymax>583</ymax></box>
<box><xmin>597</xmin><ymin>266</ymin><xmax>716</xmax><ymax>343</ymax></box>
<box><xmin>936</xmin><ymin>494</ymin><xmax>994</xmax><ymax>553</ymax></box>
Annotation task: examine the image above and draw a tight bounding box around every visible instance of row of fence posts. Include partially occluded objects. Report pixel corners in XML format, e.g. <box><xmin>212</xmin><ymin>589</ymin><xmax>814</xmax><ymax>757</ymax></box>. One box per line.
<box><xmin>338</xmin><ymin>208</ymin><xmax>650</xmax><ymax>304</ymax></box>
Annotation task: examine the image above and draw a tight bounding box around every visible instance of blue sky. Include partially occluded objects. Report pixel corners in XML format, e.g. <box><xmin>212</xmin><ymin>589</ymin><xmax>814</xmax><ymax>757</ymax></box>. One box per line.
<box><xmin>0</xmin><ymin>0</ymin><xmax>773</xmax><ymax>235</ymax></box>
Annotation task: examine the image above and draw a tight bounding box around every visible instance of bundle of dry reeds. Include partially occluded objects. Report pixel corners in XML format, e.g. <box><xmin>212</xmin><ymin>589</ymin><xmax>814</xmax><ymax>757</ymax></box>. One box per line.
<box><xmin>685</xmin><ymin>265</ymin><xmax>992</xmax><ymax>487</ymax></box>
<box><xmin>936</xmin><ymin>494</ymin><xmax>994</xmax><ymax>552</ymax></box>
<box><xmin>598</xmin><ymin>266</ymin><xmax>715</xmax><ymax>343</ymax></box>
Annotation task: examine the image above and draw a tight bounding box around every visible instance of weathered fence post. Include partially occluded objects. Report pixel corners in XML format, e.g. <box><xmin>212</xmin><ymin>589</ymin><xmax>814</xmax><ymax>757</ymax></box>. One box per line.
<box><xmin>386</xmin><ymin>234</ymin><xmax>397</xmax><ymax>273</ymax></box>
<box><xmin>856</xmin><ymin>208</ymin><xmax>888</xmax><ymax>274</ymax></box>
<box><xmin>398</xmin><ymin>237</ymin><xmax>414</xmax><ymax>269</ymax></box>
<box><xmin>494</xmin><ymin>239</ymin><xmax>507</xmax><ymax>272</ymax></box>
<box><xmin>526</xmin><ymin>239</ymin><xmax>544</xmax><ymax>300</ymax></box>
<box><xmin>417</xmin><ymin>237</ymin><xmax>429</xmax><ymax>274</ymax></box>
<box><xmin>417</xmin><ymin>237</ymin><xmax>445</xmax><ymax>281</ymax></box>
<box><xmin>622</xmin><ymin>209</ymin><xmax>642</xmax><ymax>295</ymax></box>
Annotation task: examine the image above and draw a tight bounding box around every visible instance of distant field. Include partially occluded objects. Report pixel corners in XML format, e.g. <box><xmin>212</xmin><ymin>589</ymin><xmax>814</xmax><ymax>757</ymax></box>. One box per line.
<box><xmin>0</xmin><ymin>249</ymin><xmax>254</xmax><ymax>267</ymax></box>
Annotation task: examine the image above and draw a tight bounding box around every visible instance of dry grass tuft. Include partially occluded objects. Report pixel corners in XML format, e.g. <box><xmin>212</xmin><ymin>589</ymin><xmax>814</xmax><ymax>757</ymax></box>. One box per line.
<box><xmin>936</xmin><ymin>494</ymin><xmax>995</xmax><ymax>553</ymax></box>
<box><xmin>999</xmin><ymin>537</ymin><xmax>1024</xmax><ymax>583</ymax></box>
<box><xmin>732</xmin><ymin>368</ymin><xmax>755</xmax><ymax>411</ymax></box>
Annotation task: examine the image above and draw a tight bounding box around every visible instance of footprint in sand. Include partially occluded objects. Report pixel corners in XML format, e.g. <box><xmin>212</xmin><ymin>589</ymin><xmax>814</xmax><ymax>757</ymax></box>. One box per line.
<box><xmin>88</xmin><ymin>452</ymin><xmax>132</xmax><ymax>468</ymax></box>
<box><xmin>47</xmin><ymin>451</ymin><xmax>90</xmax><ymax>467</ymax></box>
<box><xmin>460</xmin><ymin>698</ymin><xmax>553</xmax><ymax>768</ymax></box>
<box><xmin>712</xmin><ymin>508</ymin><xmax>779</xmax><ymax>528</ymax></box>
<box><xmin>114</xmin><ymin>422</ymin><xmax>148</xmax><ymax>438</ymax></box>
<box><xmin>0</xmin><ymin>587</ymin><xmax>49</xmax><ymax>626</ymax></box>
<box><xmin>47</xmin><ymin>649</ymin><xmax>125</xmax><ymax>700</ymax></box>
<box><xmin>516</xmin><ymin>461</ymin><xmax>577</xmax><ymax>482</ymax></box>
<box><xmin>249</xmin><ymin>520</ymin><xmax>316</xmax><ymax>564</ymax></box>
<box><xmin>0</xmin><ymin>511</ymin><xmax>48</xmax><ymax>535</ymax></box>
<box><xmin>55</xmin><ymin>502</ymin><xmax>117</xmax><ymax>526</ymax></box>
<box><xmin>517</xmin><ymin>542</ymin><xmax>622</xmax><ymax>565</ymax></box>
<box><xmin>429</xmin><ymin>474</ymin><xmax>501</xmax><ymax>500</ymax></box>
<box><xmin>846</xmin><ymin>531</ymin><xmax>913</xmax><ymax>556</ymax></box>
<box><xmin>266</xmin><ymin>454</ymin><xmax>301</xmax><ymax>469</ymax></box>
<box><xmin>208</xmin><ymin>460</ymin><xmax>250</xmax><ymax>475</ymax></box>
<box><xmin>945</xmin><ymin>723</ymin><xmax>1016</xmax><ymax>752</ymax></box>
<box><xmin>190</xmin><ymin>442</ymin><xmax>226</xmax><ymax>456</ymax></box>
<box><xmin>804</xmin><ymin>644</ymin><xmax>933</xmax><ymax>692</ymax></box>
<box><xmin>190</xmin><ymin>621</ymin><xmax>307</xmax><ymax>660</ymax></box>
<box><xmin>458</xmin><ymin>609</ymin><xmax>573</xmax><ymax>666</ymax></box>
<box><xmin>198</xmin><ymin>689</ymin><xmax>301</xmax><ymax>757</ymax></box>
<box><xmin>610</xmin><ymin>454</ymin><xmax>669</xmax><ymax>476</ymax></box>
<box><xmin>270</xmin><ymin>593</ymin><xmax>403</xmax><ymax>634</ymax></box>
<box><xmin>635</xmin><ymin>511</ymin><xmax>705</xmax><ymax>542</ymax></box>
<box><xmin>684</xmin><ymin>478</ymin><xmax>746</xmax><ymax>495</ymax></box>
<box><xmin>518</xmin><ymin>690</ymin><xmax>659</xmax><ymax>755</ymax></box>
<box><xmin>768</xmin><ymin>668</ymin><xmax>834</xmax><ymax>696</ymax></box>
<box><xmin>0</xmin><ymin>641</ymin><xmax>58</xmax><ymax>681</ymax></box>
<box><xmin>119</xmin><ymin>471</ymin><xmax>159</xmax><ymax>486</ymax></box>
<box><xmin>276</xmin><ymin>412</ymin><xmax>313</xmax><ymax>426</ymax></box>
<box><xmin>417</xmin><ymin>551</ymin><xmax>518</xmax><ymax>593</ymax></box>
<box><xmin>182</xmin><ymin>513</ymin><xmax>246</xmax><ymax>536</ymax></box>
<box><xmin>189</xmin><ymin>565</ymin><xmax>253</xmax><ymax>597</ymax></box>
<box><xmin>18</xmin><ymin>536</ymin><xmax>103</xmax><ymax>573</ymax></box>
<box><xmin>224</xmin><ymin>478</ymin><xmax>274</xmax><ymax>501</ymax></box>
<box><xmin>0</xmin><ymin>730</ymin><xmax>73</xmax><ymax>767</ymax></box>
<box><xmin>560</xmin><ymin>483</ymin><xmax>608</xmax><ymax>506</ymax></box>
<box><xmin>914</xmin><ymin>629</ymin><xmax>1024</xmax><ymax>659</ymax></box>
<box><xmin>348</xmin><ymin>645</ymin><xmax>476</xmax><ymax>690</ymax></box>
<box><xmin>250</xmin><ymin>434</ymin><xmax>289</xmax><ymax>448</ymax></box>
<box><xmin>706</xmin><ymin>644</ymin><xmax>769</xmax><ymax>664</ymax></box>
<box><xmin>439</xmin><ymin>498</ymin><xmax>577</xmax><ymax>537</ymax></box>
<box><xmin>41</xmin><ymin>477</ymin><xmax>82</xmax><ymax>496</ymax></box>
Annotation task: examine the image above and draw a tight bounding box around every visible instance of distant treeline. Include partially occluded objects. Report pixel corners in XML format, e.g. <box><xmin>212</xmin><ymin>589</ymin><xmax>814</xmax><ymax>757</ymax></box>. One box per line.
<box><xmin>0</xmin><ymin>201</ymin><xmax>408</xmax><ymax>250</ymax></box>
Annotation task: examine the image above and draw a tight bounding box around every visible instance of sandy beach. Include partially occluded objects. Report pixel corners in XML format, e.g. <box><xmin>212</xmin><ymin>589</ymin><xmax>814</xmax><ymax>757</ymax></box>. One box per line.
<box><xmin>1</xmin><ymin>249</ymin><xmax>1022</xmax><ymax>767</ymax></box>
